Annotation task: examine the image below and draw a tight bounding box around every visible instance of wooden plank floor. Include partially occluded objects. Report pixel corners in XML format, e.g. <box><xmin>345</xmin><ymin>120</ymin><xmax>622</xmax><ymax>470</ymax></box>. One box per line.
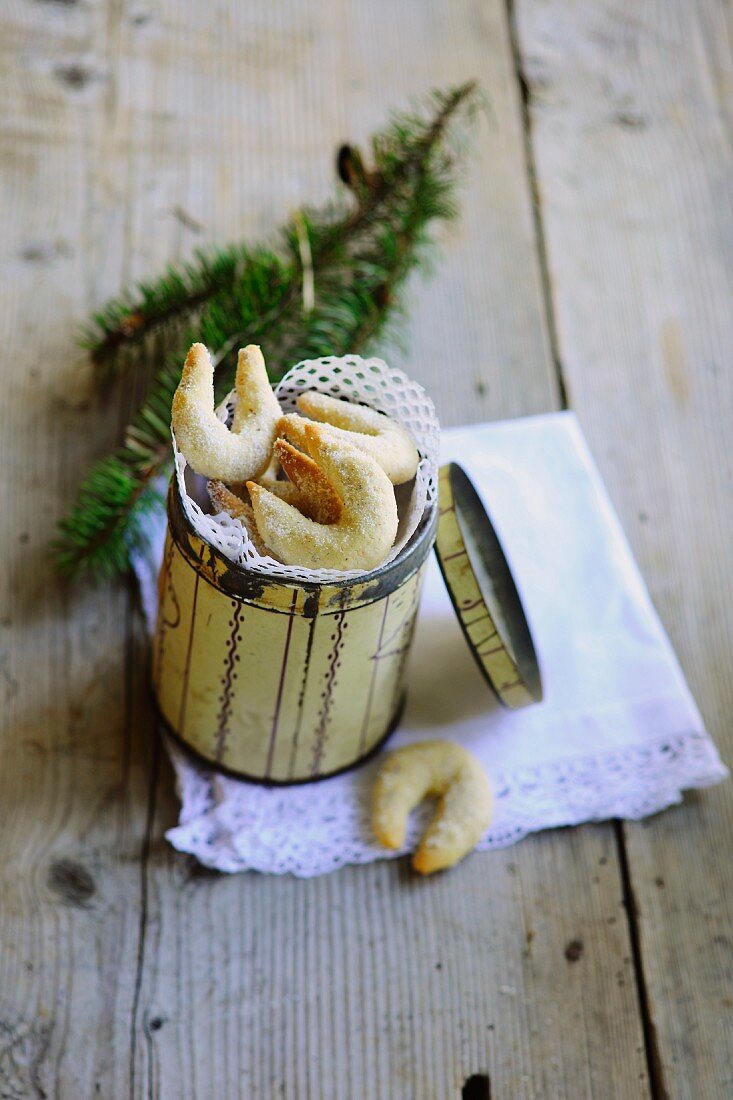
<box><xmin>0</xmin><ymin>1</ymin><xmax>729</xmax><ymax>1096</ymax></box>
<box><xmin>514</xmin><ymin>3</ymin><xmax>733</xmax><ymax>1096</ymax></box>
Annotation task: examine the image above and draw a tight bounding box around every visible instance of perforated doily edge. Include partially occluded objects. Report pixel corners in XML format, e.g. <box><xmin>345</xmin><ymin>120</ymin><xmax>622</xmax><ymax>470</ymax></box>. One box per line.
<box><xmin>162</xmin><ymin>729</ymin><xmax>728</xmax><ymax>877</ymax></box>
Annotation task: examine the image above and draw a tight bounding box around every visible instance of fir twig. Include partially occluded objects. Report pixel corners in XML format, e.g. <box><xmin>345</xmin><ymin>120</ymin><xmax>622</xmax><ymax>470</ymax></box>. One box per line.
<box><xmin>55</xmin><ymin>81</ymin><xmax>481</xmax><ymax>581</ymax></box>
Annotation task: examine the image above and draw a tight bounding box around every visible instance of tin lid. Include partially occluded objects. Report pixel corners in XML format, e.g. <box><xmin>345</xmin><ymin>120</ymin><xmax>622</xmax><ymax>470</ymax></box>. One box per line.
<box><xmin>434</xmin><ymin>463</ymin><xmax>542</xmax><ymax>709</ymax></box>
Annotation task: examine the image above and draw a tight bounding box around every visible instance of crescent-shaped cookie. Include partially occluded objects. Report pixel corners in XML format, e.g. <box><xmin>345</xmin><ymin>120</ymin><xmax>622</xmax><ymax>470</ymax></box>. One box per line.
<box><xmin>262</xmin><ymin>438</ymin><xmax>342</xmax><ymax>525</ymax></box>
<box><xmin>371</xmin><ymin>741</ymin><xmax>493</xmax><ymax>874</ymax></box>
<box><xmin>291</xmin><ymin>393</ymin><xmax>420</xmax><ymax>485</ymax></box>
<box><xmin>246</xmin><ymin>422</ymin><xmax>398</xmax><ymax>571</ymax></box>
<box><xmin>172</xmin><ymin>343</ymin><xmax>280</xmax><ymax>482</ymax></box>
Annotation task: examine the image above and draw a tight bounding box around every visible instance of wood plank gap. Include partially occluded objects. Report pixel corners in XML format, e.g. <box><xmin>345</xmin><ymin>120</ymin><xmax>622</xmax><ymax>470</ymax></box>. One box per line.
<box><xmin>614</xmin><ymin>820</ymin><xmax>669</xmax><ymax>1100</ymax></box>
<box><xmin>504</xmin><ymin>0</ymin><xmax>568</xmax><ymax>410</ymax></box>
<box><xmin>128</xmin><ymin>711</ymin><xmax>161</xmax><ymax>1100</ymax></box>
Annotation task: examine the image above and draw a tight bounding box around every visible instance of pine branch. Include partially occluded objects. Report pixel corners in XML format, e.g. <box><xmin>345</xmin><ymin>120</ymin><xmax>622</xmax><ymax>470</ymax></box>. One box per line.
<box><xmin>83</xmin><ymin>245</ymin><xmax>274</xmax><ymax>380</ymax></box>
<box><xmin>56</xmin><ymin>82</ymin><xmax>481</xmax><ymax>581</ymax></box>
<box><xmin>85</xmin><ymin>80</ymin><xmax>478</xmax><ymax>382</ymax></box>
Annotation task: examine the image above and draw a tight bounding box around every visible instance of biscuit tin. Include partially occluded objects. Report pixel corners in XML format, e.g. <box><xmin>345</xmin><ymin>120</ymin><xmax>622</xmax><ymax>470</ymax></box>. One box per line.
<box><xmin>153</xmin><ymin>480</ymin><xmax>438</xmax><ymax>783</ymax></box>
<box><xmin>152</xmin><ymin>462</ymin><xmax>541</xmax><ymax>784</ymax></box>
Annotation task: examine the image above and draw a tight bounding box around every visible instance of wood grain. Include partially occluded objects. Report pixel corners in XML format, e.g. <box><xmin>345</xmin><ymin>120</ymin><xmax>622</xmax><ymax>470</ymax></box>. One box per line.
<box><xmin>135</xmin><ymin>825</ymin><xmax>646</xmax><ymax>1099</ymax></box>
<box><xmin>514</xmin><ymin>1</ymin><xmax>733</xmax><ymax>1095</ymax></box>
<box><xmin>0</xmin><ymin>4</ymin><xmax>150</xmax><ymax>1095</ymax></box>
<box><xmin>0</xmin><ymin>1</ymin><xmax>655</xmax><ymax>1097</ymax></box>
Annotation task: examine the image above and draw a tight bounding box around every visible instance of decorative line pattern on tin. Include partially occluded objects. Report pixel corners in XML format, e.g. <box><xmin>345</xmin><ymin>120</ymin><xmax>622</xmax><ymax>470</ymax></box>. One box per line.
<box><xmin>386</xmin><ymin>587</ymin><xmax>422</xmax><ymax>720</ymax></box>
<box><xmin>265</xmin><ymin>590</ymin><xmax>298</xmax><ymax>779</ymax></box>
<box><xmin>441</xmin><ymin>548</ymin><xmax>468</xmax><ymax>562</ymax></box>
<box><xmin>464</xmin><ymin>609</ymin><xmax>493</xmax><ymax>627</ymax></box>
<box><xmin>287</xmin><ymin>615</ymin><xmax>317</xmax><ymax>780</ymax></box>
<box><xmin>177</xmin><ymin>547</ymin><xmax>203</xmax><ymax>737</ymax></box>
<box><xmin>152</xmin><ymin>535</ymin><xmax>179</xmax><ymax>693</ymax></box>
<box><xmin>214</xmin><ymin>599</ymin><xmax>244</xmax><ymax>762</ymax></box>
<box><xmin>377</xmin><ymin>578</ymin><xmax>422</xmax><ymax>662</ymax></box>
<box><xmin>358</xmin><ymin>593</ymin><xmax>391</xmax><ymax>756</ymax></box>
<box><xmin>310</xmin><ymin>611</ymin><xmax>347</xmax><ymax>777</ymax></box>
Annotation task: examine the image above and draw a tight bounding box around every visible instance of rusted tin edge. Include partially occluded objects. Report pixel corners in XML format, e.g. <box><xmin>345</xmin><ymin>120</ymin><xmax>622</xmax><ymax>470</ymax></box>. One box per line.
<box><xmin>167</xmin><ymin>479</ymin><xmax>438</xmax><ymax>616</ymax></box>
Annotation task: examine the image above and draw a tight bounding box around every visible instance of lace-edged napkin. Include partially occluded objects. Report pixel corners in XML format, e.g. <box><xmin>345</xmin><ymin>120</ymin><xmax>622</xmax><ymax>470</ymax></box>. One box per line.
<box><xmin>132</xmin><ymin>412</ymin><xmax>727</xmax><ymax>876</ymax></box>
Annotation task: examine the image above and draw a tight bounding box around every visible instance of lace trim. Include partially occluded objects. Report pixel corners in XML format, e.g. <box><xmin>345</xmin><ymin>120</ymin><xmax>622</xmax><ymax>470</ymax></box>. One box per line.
<box><xmin>163</xmin><ymin>729</ymin><xmax>726</xmax><ymax>876</ymax></box>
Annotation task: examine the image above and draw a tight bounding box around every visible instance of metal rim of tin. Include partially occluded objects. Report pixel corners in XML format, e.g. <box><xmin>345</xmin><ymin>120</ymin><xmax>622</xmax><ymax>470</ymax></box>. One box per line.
<box><xmin>168</xmin><ymin>478</ymin><xmax>439</xmax><ymax>612</ymax></box>
<box><xmin>434</xmin><ymin>462</ymin><xmax>543</xmax><ymax>709</ymax></box>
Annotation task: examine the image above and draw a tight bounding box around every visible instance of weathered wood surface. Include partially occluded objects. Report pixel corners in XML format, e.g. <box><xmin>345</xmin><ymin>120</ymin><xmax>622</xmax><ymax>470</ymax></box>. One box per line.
<box><xmin>0</xmin><ymin>0</ymin><xmax>727</xmax><ymax>1096</ymax></box>
<box><xmin>515</xmin><ymin>0</ymin><xmax>733</xmax><ymax>1096</ymax></box>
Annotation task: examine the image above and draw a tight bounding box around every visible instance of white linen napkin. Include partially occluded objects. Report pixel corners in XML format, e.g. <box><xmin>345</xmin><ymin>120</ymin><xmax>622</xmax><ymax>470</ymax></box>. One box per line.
<box><xmin>132</xmin><ymin>412</ymin><xmax>727</xmax><ymax>875</ymax></box>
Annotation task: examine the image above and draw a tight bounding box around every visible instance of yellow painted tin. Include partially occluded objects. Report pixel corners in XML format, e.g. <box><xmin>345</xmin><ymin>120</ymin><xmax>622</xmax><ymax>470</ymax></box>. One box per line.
<box><xmin>152</xmin><ymin>481</ymin><xmax>438</xmax><ymax>783</ymax></box>
<box><xmin>152</xmin><ymin>462</ymin><xmax>541</xmax><ymax>784</ymax></box>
